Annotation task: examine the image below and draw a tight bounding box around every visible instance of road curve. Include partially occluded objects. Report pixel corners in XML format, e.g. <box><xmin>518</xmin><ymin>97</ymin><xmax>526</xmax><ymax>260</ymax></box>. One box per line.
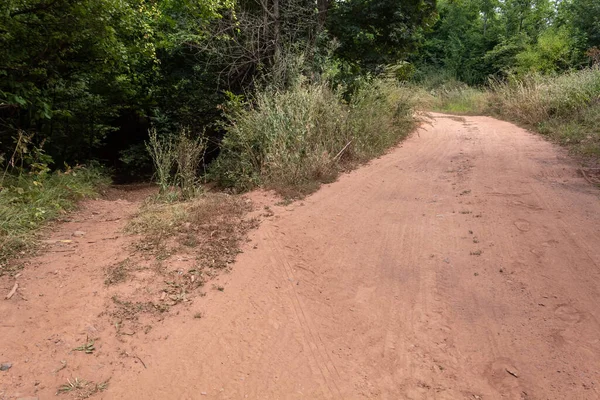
<box><xmin>109</xmin><ymin>113</ymin><xmax>600</xmax><ymax>399</ymax></box>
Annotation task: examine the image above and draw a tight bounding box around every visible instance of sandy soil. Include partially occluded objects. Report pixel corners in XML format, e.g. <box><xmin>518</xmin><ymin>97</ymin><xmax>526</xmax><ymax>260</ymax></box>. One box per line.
<box><xmin>2</xmin><ymin>113</ymin><xmax>600</xmax><ymax>399</ymax></box>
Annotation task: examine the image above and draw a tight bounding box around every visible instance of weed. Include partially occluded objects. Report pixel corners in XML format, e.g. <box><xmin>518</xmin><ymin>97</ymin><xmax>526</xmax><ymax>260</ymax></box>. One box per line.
<box><xmin>0</xmin><ymin>165</ymin><xmax>109</xmax><ymax>264</ymax></box>
<box><xmin>460</xmin><ymin>210</ymin><xmax>472</xmax><ymax>214</ymax></box>
<box><xmin>146</xmin><ymin>128</ymin><xmax>205</xmax><ymax>198</ymax></box>
<box><xmin>194</xmin><ymin>312</ymin><xmax>203</xmax><ymax>319</ymax></box>
<box><xmin>470</xmin><ymin>250</ymin><xmax>482</xmax><ymax>256</ymax></box>
<box><xmin>146</xmin><ymin>128</ymin><xmax>175</xmax><ymax>193</ymax></box>
<box><xmin>57</xmin><ymin>378</ymin><xmax>109</xmax><ymax>398</ymax></box>
<box><xmin>174</xmin><ymin>132</ymin><xmax>205</xmax><ymax>199</ymax></box>
<box><xmin>73</xmin><ymin>337</ymin><xmax>95</xmax><ymax>354</ymax></box>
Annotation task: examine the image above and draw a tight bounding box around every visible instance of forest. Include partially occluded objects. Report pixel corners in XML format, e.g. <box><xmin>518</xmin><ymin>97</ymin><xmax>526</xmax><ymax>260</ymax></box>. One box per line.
<box><xmin>1</xmin><ymin>0</ymin><xmax>599</xmax><ymax>258</ymax></box>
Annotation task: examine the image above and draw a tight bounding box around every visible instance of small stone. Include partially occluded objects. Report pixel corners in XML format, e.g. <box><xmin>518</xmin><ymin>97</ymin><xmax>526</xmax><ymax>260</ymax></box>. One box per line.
<box><xmin>1</xmin><ymin>363</ymin><xmax>12</xmax><ymax>371</ymax></box>
<box><xmin>201</xmin><ymin>392</ymin><xmax>207</xmax><ymax>395</ymax></box>
<box><xmin>72</xmin><ymin>231</ymin><xmax>86</xmax><ymax>237</ymax></box>
<box><xmin>17</xmin><ymin>397</ymin><xmax>39</xmax><ymax>400</ymax></box>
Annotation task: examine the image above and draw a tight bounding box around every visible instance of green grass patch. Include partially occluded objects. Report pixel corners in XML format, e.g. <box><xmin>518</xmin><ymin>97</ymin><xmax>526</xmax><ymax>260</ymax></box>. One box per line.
<box><xmin>0</xmin><ymin>165</ymin><xmax>110</xmax><ymax>268</ymax></box>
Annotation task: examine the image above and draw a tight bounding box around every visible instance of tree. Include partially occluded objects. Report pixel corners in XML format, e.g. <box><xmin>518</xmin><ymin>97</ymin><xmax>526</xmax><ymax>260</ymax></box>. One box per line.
<box><xmin>328</xmin><ymin>0</ymin><xmax>437</xmax><ymax>70</ymax></box>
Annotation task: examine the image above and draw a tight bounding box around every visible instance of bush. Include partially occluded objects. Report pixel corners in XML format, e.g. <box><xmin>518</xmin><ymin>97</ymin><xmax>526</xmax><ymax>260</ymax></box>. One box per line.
<box><xmin>210</xmin><ymin>78</ymin><xmax>420</xmax><ymax>196</ymax></box>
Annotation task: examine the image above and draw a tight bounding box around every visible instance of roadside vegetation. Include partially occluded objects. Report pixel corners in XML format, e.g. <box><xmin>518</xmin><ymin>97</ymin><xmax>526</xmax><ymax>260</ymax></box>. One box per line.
<box><xmin>0</xmin><ymin>139</ymin><xmax>109</xmax><ymax>268</ymax></box>
<box><xmin>211</xmin><ymin>78</ymin><xmax>421</xmax><ymax>196</ymax></box>
<box><xmin>425</xmin><ymin>68</ymin><xmax>600</xmax><ymax>160</ymax></box>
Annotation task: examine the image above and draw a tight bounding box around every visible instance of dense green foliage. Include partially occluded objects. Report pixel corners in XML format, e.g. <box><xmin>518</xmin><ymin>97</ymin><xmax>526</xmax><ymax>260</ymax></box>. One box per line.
<box><xmin>416</xmin><ymin>0</ymin><xmax>600</xmax><ymax>84</ymax></box>
<box><xmin>0</xmin><ymin>0</ymin><xmax>438</xmax><ymax>175</ymax></box>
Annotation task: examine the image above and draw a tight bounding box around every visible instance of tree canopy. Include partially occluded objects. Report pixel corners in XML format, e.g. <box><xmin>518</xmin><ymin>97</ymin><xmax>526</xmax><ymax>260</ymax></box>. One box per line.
<box><xmin>1</xmin><ymin>0</ymin><xmax>598</xmax><ymax>176</ymax></box>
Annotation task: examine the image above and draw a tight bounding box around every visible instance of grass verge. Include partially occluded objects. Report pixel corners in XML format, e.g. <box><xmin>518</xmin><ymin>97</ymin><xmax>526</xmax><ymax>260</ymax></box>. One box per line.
<box><xmin>0</xmin><ymin>165</ymin><xmax>110</xmax><ymax>270</ymax></box>
<box><xmin>425</xmin><ymin>68</ymin><xmax>600</xmax><ymax>161</ymax></box>
<box><xmin>488</xmin><ymin>68</ymin><xmax>600</xmax><ymax>159</ymax></box>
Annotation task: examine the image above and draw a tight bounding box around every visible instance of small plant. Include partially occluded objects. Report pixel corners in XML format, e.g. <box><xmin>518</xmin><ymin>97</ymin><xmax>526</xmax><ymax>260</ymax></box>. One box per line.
<box><xmin>470</xmin><ymin>250</ymin><xmax>482</xmax><ymax>256</ymax></box>
<box><xmin>174</xmin><ymin>131</ymin><xmax>205</xmax><ymax>199</ymax></box>
<box><xmin>146</xmin><ymin>128</ymin><xmax>205</xmax><ymax>200</ymax></box>
<box><xmin>57</xmin><ymin>377</ymin><xmax>86</xmax><ymax>394</ymax></box>
<box><xmin>193</xmin><ymin>312</ymin><xmax>203</xmax><ymax>319</ymax></box>
<box><xmin>57</xmin><ymin>378</ymin><xmax>109</xmax><ymax>398</ymax></box>
<box><xmin>146</xmin><ymin>128</ymin><xmax>175</xmax><ymax>193</ymax></box>
<box><xmin>73</xmin><ymin>337</ymin><xmax>96</xmax><ymax>354</ymax></box>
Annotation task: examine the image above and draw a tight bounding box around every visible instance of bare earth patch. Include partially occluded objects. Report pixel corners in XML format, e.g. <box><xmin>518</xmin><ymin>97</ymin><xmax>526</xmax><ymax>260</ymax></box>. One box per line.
<box><xmin>0</xmin><ymin>187</ymin><xmax>267</xmax><ymax>399</ymax></box>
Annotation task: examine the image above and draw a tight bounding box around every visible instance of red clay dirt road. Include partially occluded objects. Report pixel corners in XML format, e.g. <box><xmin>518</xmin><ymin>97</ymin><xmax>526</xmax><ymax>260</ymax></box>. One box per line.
<box><xmin>3</xmin><ymin>113</ymin><xmax>600</xmax><ymax>399</ymax></box>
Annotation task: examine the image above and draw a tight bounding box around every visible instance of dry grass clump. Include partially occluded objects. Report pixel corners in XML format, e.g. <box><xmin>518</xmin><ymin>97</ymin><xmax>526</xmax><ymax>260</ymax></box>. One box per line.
<box><xmin>127</xmin><ymin>192</ymin><xmax>255</xmax><ymax>269</ymax></box>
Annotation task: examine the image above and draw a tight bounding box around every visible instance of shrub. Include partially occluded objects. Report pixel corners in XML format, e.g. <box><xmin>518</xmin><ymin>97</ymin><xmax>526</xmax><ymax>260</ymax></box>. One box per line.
<box><xmin>146</xmin><ymin>128</ymin><xmax>205</xmax><ymax>199</ymax></box>
<box><xmin>210</xmin><ymin>78</ymin><xmax>420</xmax><ymax>196</ymax></box>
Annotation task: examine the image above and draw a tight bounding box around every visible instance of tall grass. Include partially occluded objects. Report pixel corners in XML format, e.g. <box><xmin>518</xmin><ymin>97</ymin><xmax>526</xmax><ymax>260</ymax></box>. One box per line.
<box><xmin>146</xmin><ymin>128</ymin><xmax>205</xmax><ymax>199</ymax></box>
<box><xmin>210</xmin><ymin>78</ymin><xmax>420</xmax><ymax>196</ymax></box>
<box><xmin>489</xmin><ymin>68</ymin><xmax>600</xmax><ymax>156</ymax></box>
<box><xmin>423</xmin><ymin>67</ymin><xmax>600</xmax><ymax>158</ymax></box>
<box><xmin>0</xmin><ymin>165</ymin><xmax>110</xmax><ymax>268</ymax></box>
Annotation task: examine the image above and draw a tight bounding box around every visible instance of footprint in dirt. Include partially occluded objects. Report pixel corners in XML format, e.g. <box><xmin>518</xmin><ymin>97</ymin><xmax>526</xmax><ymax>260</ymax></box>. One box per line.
<box><xmin>514</xmin><ymin>220</ymin><xmax>531</xmax><ymax>232</ymax></box>
<box><xmin>554</xmin><ymin>304</ymin><xmax>582</xmax><ymax>324</ymax></box>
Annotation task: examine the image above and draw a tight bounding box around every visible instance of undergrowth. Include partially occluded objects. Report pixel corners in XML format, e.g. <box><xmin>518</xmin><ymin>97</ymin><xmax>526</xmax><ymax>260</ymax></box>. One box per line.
<box><xmin>0</xmin><ymin>165</ymin><xmax>109</xmax><ymax>268</ymax></box>
<box><xmin>210</xmin><ymin>78</ymin><xmax>421</xmax><ymax>197</ymax></box>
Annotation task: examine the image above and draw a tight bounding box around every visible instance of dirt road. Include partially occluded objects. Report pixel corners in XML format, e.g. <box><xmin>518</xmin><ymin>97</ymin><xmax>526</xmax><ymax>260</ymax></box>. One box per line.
<box><xmin>3</xmin><ymin>113</ymin><xmax>600</xmax><ymax>399</ymax></box>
